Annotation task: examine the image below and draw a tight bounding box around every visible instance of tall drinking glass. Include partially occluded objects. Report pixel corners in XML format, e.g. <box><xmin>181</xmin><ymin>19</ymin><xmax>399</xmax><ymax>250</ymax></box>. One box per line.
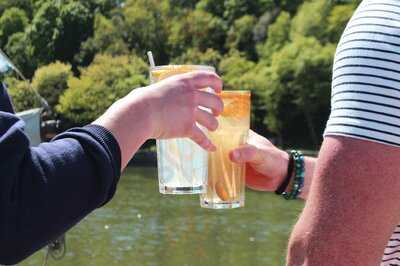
<box><xmin>150</xmin><ymin>65</ymin><xmax>216</xmax><ymax>194</ymax></box>
<box><xmin>200</xmin><ymin>91</ymin><xmax>251</xmax><ymax>209</ymax></box>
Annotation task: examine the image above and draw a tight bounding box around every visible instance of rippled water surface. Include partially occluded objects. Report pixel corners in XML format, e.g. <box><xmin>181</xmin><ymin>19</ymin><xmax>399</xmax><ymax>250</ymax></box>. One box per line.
<box><xmin>21</xmin><ymin>167</ymin><xmax>304</xmax><ymax>266</ymax></box>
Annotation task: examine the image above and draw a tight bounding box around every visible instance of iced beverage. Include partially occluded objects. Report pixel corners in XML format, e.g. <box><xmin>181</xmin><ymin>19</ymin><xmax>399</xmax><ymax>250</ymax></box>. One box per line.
<box><xmin>200</xmin><ymin>91</ymin><xmax>251</xmax><ymax>209</ymax></box>
<box><xmin>150</xmin><ymin>65</ymin><xmax>215</xmax><ymax>194</ymax></box>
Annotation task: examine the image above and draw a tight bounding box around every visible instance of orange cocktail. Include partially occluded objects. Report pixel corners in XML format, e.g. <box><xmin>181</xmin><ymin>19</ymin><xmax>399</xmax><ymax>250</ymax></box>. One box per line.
<box><xmin>200</xmin><ymin>91</ymin><xmax>251</xmax><ymax>209</ymax></box>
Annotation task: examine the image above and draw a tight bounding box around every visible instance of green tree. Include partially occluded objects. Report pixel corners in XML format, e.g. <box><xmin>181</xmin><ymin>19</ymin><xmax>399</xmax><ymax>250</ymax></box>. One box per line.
<box><xmin>219</xmin><ymin>51</ymin><xmax>268</xmax><ymax>135</ymax></box>
<box><xmin>264</xmin><ymin>37</ymin><xmax>335</xmax><ymax>148</ymax></box>
<box><xmin>57</xmin><ymin>54</ymin><xmax>148</xmax><ymax>125</ymax></box>
<box><xmin>172</xmin><ymin>48</ymin><xmax>222</xmax><ymax>68</ymax></box>
<box><xmin>122</xmin><ymin>0</ymin><xmax>169</xmax><ymax>63</ymax></box>
<box><xmin>82</xmin><ymin>0</ymin><xmax>123</xmax><ymax>16</ymax></box>
<box><xmin>226</xmin><ymin>15</ymin><xmax>257</xmax><ymax>60</ymax></box>
<box><xmin>25</xmin><ymin>2</ymin><xmax>60</xmax><ymax>65</ymax></box>
<box><xmin>55</xmin><ymin>1</ymin><xmax>93</xmax><ymax>63</ymax></box>
<box><xmin>0</xmin><ymin>7</ymin><xmax>29</xmax><ymax>47</ymax></box>
<box><xmin>0</xmin><ymin>0</ymin><xmax>33</xmax><ymax>18</ymax></box>
<box><xmin>257</xmin><ymin>11</ymin><xmax>291</xmax><ymax>62</ymax></box>
<box><xmin>169</xmin><ymin>0</ymin><xmax>199</xmax><ymax>9</ymax></box>
<box><xmin>326</xmin><ymin>3</ymin><xmax>357</xmax><ymax>42</ymax></box>
<box><xmin>26</xmin><ymin>1</ymin><xmax>93</xmax><ymax>67</ymax></box>
<box><xmin>290</xmin><ymin>0</ymin><xmax>332</xmax><ymax>42</ymax></box>
<box><xmin>168</xmin><ymin>10</ymin><xmax>226</xmax><ymax>57</ymax></box>
<box><xmin>223</xmin><ymin>0</ymin><xmax>275</xmax><ymax>24</ymax></box>
<box><xmin>75</xmin><ymin>13</ymin><xmax>128</xmax><ymax>66</ymax></box>
<box><xmin>5</xmin><ymin>77</ymin><xmax>39</xmax><ymax>112</ymax></box>
<box><xmin>32</xmin><ymin>62</ymin><xmax>72</xmax><ymax>110</ymax></box>
<box><xmin>5</xmin><ymin>32</ymin><xmax>37</xmax><ymax>77</ymax></box>
<box><xmin>253</xmin><ymin>8</ymin><xmax>281</xmax><ymax>43</ymax></box>
<box><xmin>275</xmin><ymin>0</ymin><xmax>303</xmax><ymax>14</ymax></box>
<box><xmin>196</xmin><ymin>0</ymin><xmax>225</xmax><ymax>17</ymax></box>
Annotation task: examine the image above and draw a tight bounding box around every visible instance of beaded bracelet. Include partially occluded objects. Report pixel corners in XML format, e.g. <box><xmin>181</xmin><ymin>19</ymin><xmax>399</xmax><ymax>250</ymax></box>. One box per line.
<box><xmin>275</xmin><ymin>152</ymin><xmax>294</xmax><ymax>195</ymax></box>
<box><xmin>282</xmin><ymin>150</ymin><xmax>305</xmax><ymax>200</ymax></box>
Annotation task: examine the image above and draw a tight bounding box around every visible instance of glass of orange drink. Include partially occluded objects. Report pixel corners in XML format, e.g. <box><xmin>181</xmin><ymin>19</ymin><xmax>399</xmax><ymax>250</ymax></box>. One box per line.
<box><xmin>150</xmin><ymin>65</ymin><xmax>216</xmax><ymax>194</ymax></box>
<box><xmin>200</xmin><ymin>90</ymin><xmax>251</xmax><ymax>209</ymax></box>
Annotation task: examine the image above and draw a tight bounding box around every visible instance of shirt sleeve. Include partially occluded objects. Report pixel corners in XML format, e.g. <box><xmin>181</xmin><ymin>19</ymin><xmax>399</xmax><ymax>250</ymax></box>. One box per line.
<box><xmin>324</xmin><ymin>1</ymin><xmax>400</xmax><ymax>147</ymax></box>
<box><xmin>0</xmin><ymin>112</ymin><xmax>121</xmax><ymax>264</ymax></box>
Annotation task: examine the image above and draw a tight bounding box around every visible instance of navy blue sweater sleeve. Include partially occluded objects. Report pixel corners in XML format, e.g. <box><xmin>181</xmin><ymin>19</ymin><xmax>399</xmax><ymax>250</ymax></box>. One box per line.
<box><xmin>0</xmin><ymin>90</ymin><xmax>121</xmax><ymax>264</ymax></box>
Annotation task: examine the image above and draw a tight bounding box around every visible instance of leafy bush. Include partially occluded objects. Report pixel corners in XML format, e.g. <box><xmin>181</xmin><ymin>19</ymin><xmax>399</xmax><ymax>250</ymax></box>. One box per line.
<box><xmin>168</xmin><ymin>10</ymin><xmax>226</xmax><ymax>58</ymax></box>
<box><xmin>226</xmin><ymin>15</ymin><xmax>257</xmax><ymax>59</ymax></box>
<box><xmin>75</xmin><ymin>13</ymin><xmax>128</xmax><ymax>66</ymax></box>
<box><xmin>0</xmin><ymin>7</ymin><xmax>28</xmax><ymax>47</ymax></box>
<box><xmin>264</xmin><ymin>37</ymin><xmax>335</xmax><ymax>148</ymax></box>
<box><xmin>172</xmin><ymin>48</ymin><xmax>222</xmax><ymax>68</ymax></box>
<box><xmin>57</xmin><ymin>54</ymin><xmax>148</xmax><ymax>125</ymax></box>
<box><xmin>32</xmin><ymin>62</ymin><xmax>72</xmax><ymax>110</ymax></box>
<box><xmin>219</xmin><ymin>51</ymin><xmax>268</xmax><ymax>135</ymax></box>
<box><xmin>5</xmin><ymin>77</ymin><xmax>40</xmax><ymax>112</ymax></box>
<box><xmin>257</xmin><ymin>11</ymin><xmax>291</xmax><ymax>62</ymax></box>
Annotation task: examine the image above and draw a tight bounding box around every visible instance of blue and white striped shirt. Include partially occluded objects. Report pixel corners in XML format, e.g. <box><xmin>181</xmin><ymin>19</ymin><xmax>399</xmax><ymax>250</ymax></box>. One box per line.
<box><xmin>325</xmin><ymin>0</ymin><xmax>400</xmax><ymax>264</ymax></box>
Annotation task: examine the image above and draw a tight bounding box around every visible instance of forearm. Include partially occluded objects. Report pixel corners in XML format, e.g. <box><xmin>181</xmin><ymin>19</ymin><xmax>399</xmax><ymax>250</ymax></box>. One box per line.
<box><xmin>286</xmin><ymin>137</ymin><xmax>400</xmax><ymax>266</ymax></box>
<box><xmin>93</xmin><ymin>87</ymin><xmax>153</xmax><ymax>170</ymax></box>
<box><xmin>297</xmin><ymin>156</ymin><xmax>316</xmax><ymax>200</ymax></box>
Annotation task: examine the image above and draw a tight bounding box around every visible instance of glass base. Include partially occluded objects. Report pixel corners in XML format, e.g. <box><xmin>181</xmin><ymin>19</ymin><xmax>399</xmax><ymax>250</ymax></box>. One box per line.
<box><xmin>200</xmin><ymin>200</ymin><xmax>244</xmax><ymax>209</ymax></box>
<box><xmin>159</xmin><ymin>185</ymin><xmax>205</xmax><ymax>195</ymax></box>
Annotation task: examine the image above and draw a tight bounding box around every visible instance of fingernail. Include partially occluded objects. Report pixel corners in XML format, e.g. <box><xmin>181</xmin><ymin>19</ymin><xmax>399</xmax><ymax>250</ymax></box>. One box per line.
<box><xmin>232</xmin><ymin>150</ymin><xmax>240</xmax><ymax>160</ymax></box>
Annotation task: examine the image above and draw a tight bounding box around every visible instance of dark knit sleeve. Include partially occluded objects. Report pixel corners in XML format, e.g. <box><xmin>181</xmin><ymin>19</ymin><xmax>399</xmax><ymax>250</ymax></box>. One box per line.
<box><xmin>0</xmin><ymin>112</ymin><xmax>121</xmax><ymax>265</ymax></box>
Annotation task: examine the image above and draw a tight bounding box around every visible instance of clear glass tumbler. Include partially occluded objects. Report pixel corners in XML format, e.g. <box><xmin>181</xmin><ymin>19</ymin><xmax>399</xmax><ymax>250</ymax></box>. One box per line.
<box><xmin>150</xmin><ymin>65</ymin><xmax>216</xmax><ymax>194</ymax></box>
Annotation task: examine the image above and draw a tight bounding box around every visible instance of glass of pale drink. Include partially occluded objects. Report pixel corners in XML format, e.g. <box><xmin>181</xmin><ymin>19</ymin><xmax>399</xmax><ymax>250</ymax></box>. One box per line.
<box><xmin>150</xmin><ymin>65</ymin><xmax>216</xmax><ymax>194</ymax></box>
<box><xmin>200</xmin><ymin>91</ymin><xmax>251</xmax><ymax>209</ymax></box>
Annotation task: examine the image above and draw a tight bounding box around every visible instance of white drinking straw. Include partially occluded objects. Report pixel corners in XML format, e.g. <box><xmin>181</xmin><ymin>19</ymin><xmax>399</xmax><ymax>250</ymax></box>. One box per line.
<box><xmin>147</xmin><ymin>51</ymin><xmax>156</xmax><ymax>68</ymax></box>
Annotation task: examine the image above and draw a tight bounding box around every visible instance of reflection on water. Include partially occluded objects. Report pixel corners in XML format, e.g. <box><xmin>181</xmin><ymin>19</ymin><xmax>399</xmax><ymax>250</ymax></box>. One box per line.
<box><xmin>21</xmin><ymin>168</ymin><xmax>304</xmax><ymax>266</ymax></box>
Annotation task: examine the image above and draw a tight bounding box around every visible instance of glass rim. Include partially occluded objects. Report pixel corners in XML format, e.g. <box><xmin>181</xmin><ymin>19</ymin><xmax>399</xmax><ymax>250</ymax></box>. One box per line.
<box><xmin>220</xmin><ymin>90</ymin><xmax>251</xmax><ymax>95</ymax></box>
<box><xmin>150</xmin><ymin>65</ymin><xmax>216</xmax><ymax>72</ymax></box>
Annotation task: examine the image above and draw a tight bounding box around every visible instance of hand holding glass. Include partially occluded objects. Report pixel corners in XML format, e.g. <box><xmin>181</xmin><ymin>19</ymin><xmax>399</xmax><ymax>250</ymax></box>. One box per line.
<box><xmin>150</xmin><ymin>65</ymin><xmax>220</xmax><ymax>194</ymax></box>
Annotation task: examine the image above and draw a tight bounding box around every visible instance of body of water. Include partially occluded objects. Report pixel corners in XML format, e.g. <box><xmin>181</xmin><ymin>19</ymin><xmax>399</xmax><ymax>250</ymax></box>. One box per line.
<box><xmin>21</xmin><ymin>167</ymin><xmax>304</xmax><ymax>266</ymax></box>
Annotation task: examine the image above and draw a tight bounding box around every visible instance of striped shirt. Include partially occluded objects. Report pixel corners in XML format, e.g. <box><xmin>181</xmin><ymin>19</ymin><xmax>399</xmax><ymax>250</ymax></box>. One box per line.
<box><xmin>324</xmin><ymin>0</ymin><xmax>400</xmax><ymax>265</ymax></box>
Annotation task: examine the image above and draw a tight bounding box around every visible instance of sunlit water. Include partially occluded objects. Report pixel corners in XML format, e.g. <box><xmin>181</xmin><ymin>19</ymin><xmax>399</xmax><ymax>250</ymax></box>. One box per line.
<box><xmin>21</xmin><ymin>167</ymin><xmax>304</xmax><ymax>266</ymax></box>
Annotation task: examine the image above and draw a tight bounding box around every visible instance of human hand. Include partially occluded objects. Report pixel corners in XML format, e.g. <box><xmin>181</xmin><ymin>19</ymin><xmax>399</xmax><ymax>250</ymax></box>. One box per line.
<box><xmin>94</xmin><ymin>70</ymin><xmax>223</xmax><ymax>170</ymax></box>
<box><xmin>229</xmin><ymin>130</ymin><xmax>289</xmax><ymax>192</ymax></box>
<box><xmin>127</xmin><ymin>70</ymin><xmax>223</xmax><ymax>151</ymax></box>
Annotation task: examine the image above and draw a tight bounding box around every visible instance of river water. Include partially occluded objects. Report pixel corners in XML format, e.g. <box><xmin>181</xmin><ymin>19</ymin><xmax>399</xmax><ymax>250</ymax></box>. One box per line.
<box><xmin>21</xmin><ymin>167</ymin><xmax>304</xmax><ymax>266</ymax></box>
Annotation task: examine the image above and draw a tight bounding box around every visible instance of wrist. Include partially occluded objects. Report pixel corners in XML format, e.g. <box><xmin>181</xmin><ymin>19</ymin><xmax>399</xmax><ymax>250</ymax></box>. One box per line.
<box><xmin>93</xmin><ymin>90</ymin><xmax>154</xmax><ymax>169</ymax></box>
<box><xmin>276</xmin><ymin>150</ymin><xmax>290</xmax><ymax>189</ymax></box>
<box><xmin>123</xmin><ymin>87</ymin><xmax>156</xmax><ymax>139</ymax></box>
<box><xmin>125</xmin><ymin>86</ymin><xmax>163</xmax><ymax>139</ymax></box>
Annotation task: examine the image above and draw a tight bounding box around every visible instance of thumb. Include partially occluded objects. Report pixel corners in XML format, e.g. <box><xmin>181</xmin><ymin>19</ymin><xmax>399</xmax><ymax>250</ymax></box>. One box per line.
<box><xmin>229</xmin><ymin>144</ymin><xmax>264</xmax><ymax>164</ymax></box>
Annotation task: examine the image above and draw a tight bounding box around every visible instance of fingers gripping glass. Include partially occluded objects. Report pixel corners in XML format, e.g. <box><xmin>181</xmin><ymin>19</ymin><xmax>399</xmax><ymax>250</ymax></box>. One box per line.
<box><xmin>150</xmin><ymin>65</ymin><xmax>216</xmax><ymax>195</ymax></box>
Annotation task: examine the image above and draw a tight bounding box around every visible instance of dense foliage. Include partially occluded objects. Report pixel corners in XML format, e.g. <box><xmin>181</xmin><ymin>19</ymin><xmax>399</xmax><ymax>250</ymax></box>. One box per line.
<box><xmin>2</xmin><ymin>0</ymin><xmax>360</xmax><ymax>148</ymax></box>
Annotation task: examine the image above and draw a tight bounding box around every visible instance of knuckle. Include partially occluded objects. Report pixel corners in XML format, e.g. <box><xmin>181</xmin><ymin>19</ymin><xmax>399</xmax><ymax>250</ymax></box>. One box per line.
<box><xmin>183</xmin><ymin>75</ymin><xmax>194</xmax><ymax>88</ymax></box>
<box><xmin>186</xmin><ymin>90</ymin><xmax>197</xmax><ymax>107</ymax></box>
<box><xmin>185</xmin><ymin>118</ymin><xmax>196</xmax><ymax>135</ymax></box>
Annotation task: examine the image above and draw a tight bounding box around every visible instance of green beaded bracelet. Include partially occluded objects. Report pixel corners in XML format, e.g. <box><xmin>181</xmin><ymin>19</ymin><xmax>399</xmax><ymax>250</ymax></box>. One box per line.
<box><xmin>282</xmin><ymin>150</ymin><xmax>304</xmax><ymax>200</ymax></box>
